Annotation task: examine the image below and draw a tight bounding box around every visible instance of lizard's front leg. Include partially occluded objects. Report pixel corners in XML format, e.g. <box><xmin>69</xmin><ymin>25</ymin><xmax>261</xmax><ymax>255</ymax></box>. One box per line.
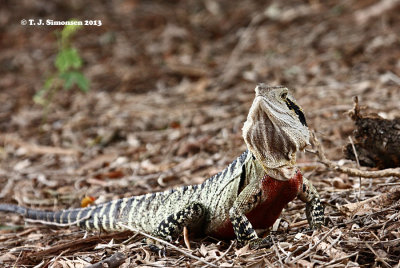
<box><xmin>228</xmin><ymin>183</ymin><xmax>270</xmax><ymax>249</ymax></box>
<box><xmin>298</xmin><ymin>177</ymin><xmax>324</xmax><ymax>229</ymax></box>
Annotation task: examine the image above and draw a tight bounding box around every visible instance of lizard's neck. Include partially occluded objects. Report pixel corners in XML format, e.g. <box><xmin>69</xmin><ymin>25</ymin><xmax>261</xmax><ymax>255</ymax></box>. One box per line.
<box><xmin>248</xmin><ymin>151</ymin><xmax>297</xmax><ymax>182</ymax></box>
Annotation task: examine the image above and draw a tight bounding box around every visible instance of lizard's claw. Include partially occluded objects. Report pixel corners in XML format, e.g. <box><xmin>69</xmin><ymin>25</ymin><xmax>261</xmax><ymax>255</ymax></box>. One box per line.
<box><xmin>248</xmin><ymin>236</ymin><xmax>273</xmax><ymax>250</ymax></box>
<box><xmin>144</xmin><ymin>238</ymin><xmax>167</xmax><ymax>257</ymax></box>
<box><xmin>148</xmin><ymin>243</ymin><xmax>166</xmax><ymax>257</ymax></box>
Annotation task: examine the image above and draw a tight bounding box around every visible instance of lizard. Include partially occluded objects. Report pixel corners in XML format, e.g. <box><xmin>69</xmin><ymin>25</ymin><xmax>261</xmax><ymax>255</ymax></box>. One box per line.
<box><xmin>0</xmin><ymin>84</ymin><xmax>324</xmax><ymax>251</ymax></box>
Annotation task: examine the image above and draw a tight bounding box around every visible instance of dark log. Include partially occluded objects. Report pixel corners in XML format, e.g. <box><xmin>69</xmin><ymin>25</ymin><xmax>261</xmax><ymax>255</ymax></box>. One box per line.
<box><xmin>344</xmin><ymin>97</ymin><xmax>400</xmax><ymax>168</ymax></box>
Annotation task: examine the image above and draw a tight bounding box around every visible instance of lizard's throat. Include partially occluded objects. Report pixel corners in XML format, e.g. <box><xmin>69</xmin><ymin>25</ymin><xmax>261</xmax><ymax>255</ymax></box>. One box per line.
<box><xmin>251</xmin><ymin>153</ymin><xmax>297</xmax><ymax>181</ymax></box>
<box><xmin>268</xmin><ymin>166</ymin><xmax>298</xmax><ymax>181</ymax></box>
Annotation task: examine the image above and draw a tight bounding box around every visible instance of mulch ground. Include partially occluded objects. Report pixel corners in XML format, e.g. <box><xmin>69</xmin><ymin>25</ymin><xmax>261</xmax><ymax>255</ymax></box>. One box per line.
<box><xmin>0</xmin><ymin>0</ymin><xmax>399</xmax><ymax>267</ymax></box>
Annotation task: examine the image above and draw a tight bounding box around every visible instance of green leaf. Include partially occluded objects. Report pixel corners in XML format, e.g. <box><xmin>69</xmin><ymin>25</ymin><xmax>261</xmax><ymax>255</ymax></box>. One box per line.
<box><xmin>43</xmin><ymin>76</ymin><xmax>54</xmax><ymax>90</ymax></box>
<box><xmin>60</xmin><ymin>71</ymin><xmax>90</xmax><ymax>92</ymax></box>
<box><xmin>61</xmin><ymin>19</ymin><xmax>83</xmax><ymax>44</ymax></box>
<box><xmin>55</xmin><ymin>48</ymin><xmax>82</xmax><ymax>72</ymax></box>
<box><xmin>34</xmin><ymin>77</ymin><xmax>54</xmax><ymax>105</ymax></box>
<box><xmin>33</xmin><ymin>89</ymin><xmax>47</xmax><ymax>105</ymax></box>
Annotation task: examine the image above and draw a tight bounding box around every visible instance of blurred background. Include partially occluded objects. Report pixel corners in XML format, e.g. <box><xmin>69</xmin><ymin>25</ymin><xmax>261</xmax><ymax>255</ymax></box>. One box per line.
<box><xmin>1</xmin><ymin>0</ymin><xmax>399</xmax><ymax>152</ymax></box>
<box><xmin>0</xmin><ymin>0</ymin><xmax>399</xmax><ymax>265</ymax></box>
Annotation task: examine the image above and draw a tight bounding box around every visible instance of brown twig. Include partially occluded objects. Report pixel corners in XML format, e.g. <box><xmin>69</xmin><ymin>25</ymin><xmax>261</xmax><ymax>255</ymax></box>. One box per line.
<box><xmin>12</xmin><ymin>250</ymin><xmax>23</xmax><ymax>268</ymax></box>
<box><xmin>0</xmin><ymin>178</ymin><xmax>15</xmax><ymax>199</ymax></box>
<box><xmin>118</xmin><ymin>223</ymin><xmax>218</xmax><ymax>268</ymax></box>
<box><xmin>355</xmin><ymin>0</ymin><xmax>400</xmax><ymax>24</ymax></box>
<box><xmin>0</xmin><ymin>134</ymin><xmax>79</xmax><ymax>156</ymax></box>
<box><xmin>23</xmin><ymin>231</ymin><xmax>132</xmax><ymax>263</ymax></box>
<box><xmin>309</xmin><ymin>131</ymin><xmax>400</xmax><ymax>178</ymax></box>
<box><xmin>348</xmin><ymin>136</ymin><xmax>362</xmax><ymax>196</ymax></box>
<box><xmin>320</xmin><ymin>252</ymin><xmax>358</xmax><ymax>267</ymax></box>
<box><xmin>289</xmin><ymin>220</ymin><xmax>308</xmax><ymax>229</ymax></box>
<box><xmin>365</xmin><ymin>242</ymin><xmax>391</xmax><ymax>267</ymax></box>
<box><xmin>286</xmin><ymin>227</ymin><xmax>338</xmax><ymax>264</ymax></box>
<box><xmin>271</xmin><ymin>236</ymin><xmax>284</xmax><ymax>267</ymax></box>
<box><xmin>340</xmin><ymin>238</ymin><xmax>400</xmax><ymax>245</ymax></box>
<box><xmin>200</xmin><ymin>240</ymin><xmax>236</xmax><ymax>268</ymax></box>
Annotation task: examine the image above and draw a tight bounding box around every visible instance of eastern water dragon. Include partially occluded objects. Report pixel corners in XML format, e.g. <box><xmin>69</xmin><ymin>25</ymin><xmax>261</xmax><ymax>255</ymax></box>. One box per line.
<box><xmin>0</xmin><ymin>84</ymin><xmax>324</xmax><ymax>250</ymax></box>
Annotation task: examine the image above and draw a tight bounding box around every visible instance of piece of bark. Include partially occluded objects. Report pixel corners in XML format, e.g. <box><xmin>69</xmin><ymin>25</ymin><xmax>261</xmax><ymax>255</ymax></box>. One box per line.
<box><xmin>86</xmin><ymin>252</ymin><xmax>127</xmax><ymax>268</ymax></box>
<box><xmin>344</xmin><ymin>97</ymin><xmax>400</xmax><ymax>168</ymax></box>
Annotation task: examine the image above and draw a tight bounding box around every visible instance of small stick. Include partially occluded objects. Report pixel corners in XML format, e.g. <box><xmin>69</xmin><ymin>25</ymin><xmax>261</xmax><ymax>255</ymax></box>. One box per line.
<box><xmin>377</xmin><ymin>182</ymin><xmax>400</xmax><ymax>186</ymax></box>
<box><xmin>0</xmin><ymin>178</ymin><xmax>15</xmax><ymax>199</ymax></box>
<box><xmin>340</xmin><ymin>238</ymin><xmax>400</xmax><ymax>245</ymax></box>
<box><xmin>287</xmin><ymin>227</ymin><xmax>337</xmax><ymax>264</ymax></box>
<box><xmin>320</xmin><ymin>252</ymin><xmax>358</xmax><ymax>267</ymax></box>
<box><xmin>122</xmin><ymin>232</ymin><xmax>140</xmax><ymax>244</ymax></box>
<box><xmin>50</xmin><ymin>249</ymin><xmax>70</xmax><ymax>265</ymax></box>
<box><xmin>348</xmin><ymin>136</ymin><xmax>362</xmax><ymax>197</ymax></box>
<box><xmin>271</xmin><ymin>236</ymin><xmax>284</xmax><ymax>267</ymax></box>
<box><xmin>289</xmin><ymin>220</ymin><xmax>308</xmax><ymax>229</ymax></box>
<box><xmin>0</xmin><ymin>134</ymin><xmax>79</xmax><ymax>156</ymax></box>
<box><xmin>13</xmin><ymin>250</ymin><xmax>23</xmax><ymax>268</ymax></box>
<box><xmin>365</xmin><ymin>242</ymin><xmax>391</xmax><ymax>268</ymax></box>
<box><xmin>324</xmin><ymin>231</ymin><xmax>342</xmax><ymax>253</ymax></box>
<box><xmin>118</xmin><ymin>223</ymin><xmax>218</xmax><ymax>268</ymax></box>
<box><xmin>200</xmin><ymin>240</ymin><xmax>236</xmax><ymax>268</ymax></box>
<box><xmin>276</xmin><ymin>241</ymin><xmax>290</xmax><ymax>258</ymax></box>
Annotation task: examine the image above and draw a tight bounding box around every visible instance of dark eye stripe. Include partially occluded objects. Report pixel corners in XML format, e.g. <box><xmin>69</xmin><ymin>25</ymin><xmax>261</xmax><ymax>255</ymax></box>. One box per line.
<box><xmin>285</xmin><ymin>98</ymin><xmax>307</xmax><ymax>126</ymax></box>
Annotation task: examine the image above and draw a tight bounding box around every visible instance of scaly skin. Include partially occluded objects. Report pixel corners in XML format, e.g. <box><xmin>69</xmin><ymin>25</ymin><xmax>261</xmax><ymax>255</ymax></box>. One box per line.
<box><xmin>0</xmin><ymin>84</ymin><xmax>324</xmax><ymax>251</ymax></box>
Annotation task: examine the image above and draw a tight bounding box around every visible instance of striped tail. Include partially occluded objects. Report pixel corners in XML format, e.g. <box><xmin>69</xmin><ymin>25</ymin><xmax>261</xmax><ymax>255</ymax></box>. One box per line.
<box><xmin>0</xmin><ymin>202</ymin><xmax>123</xmax><ymax>231</ymax></box>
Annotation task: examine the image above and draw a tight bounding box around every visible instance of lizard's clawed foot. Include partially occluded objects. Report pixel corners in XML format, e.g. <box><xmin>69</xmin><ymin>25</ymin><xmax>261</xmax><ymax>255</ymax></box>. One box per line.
<box><xmin>144</xmin><ymin>238</ymin><xmax>167</xmax><ymax>257</ymax></box>
<box><xmin>247</xmin><ymin>236</ymin><xmax>273</xmax><ymax>250</ymax></box>
<box><xmin>148</xmin><ymin>243</ymin><xmax>167</xmax><ymax>257</ymax></box>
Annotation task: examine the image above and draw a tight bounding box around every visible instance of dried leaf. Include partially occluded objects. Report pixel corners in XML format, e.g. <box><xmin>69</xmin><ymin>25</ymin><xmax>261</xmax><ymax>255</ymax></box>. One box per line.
<box><xmin>235</xmin><ymin>244</ymin><xmax>250</xmax><ymax>257</ymax></box>
<box><xmin>199</xmin><ymin>244</ymin><xmax>208</xmax><ymax>257</ymax></box>
<box><xmin>104</xmin><ymin>170</ymin><xmax>125</xmax><ymax>179</ymax></box>
<box><xmin>81</xmin><ymin>196</ymin><xmax>96</xmax><ymax>207</ymax></box>
<box><xmin>0</xmin><ymin>253</ymin><xmax>16</xmax><ymax>262</ymax></box>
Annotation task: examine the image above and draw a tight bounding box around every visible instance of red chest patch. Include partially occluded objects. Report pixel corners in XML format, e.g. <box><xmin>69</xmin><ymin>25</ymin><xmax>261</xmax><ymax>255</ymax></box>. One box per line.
<box><xmin>213</xmin><ymin>170</ymin><xmax>303</xmax><ymax>239</ymax></box>
<box><xmin>247</xmin><ymin>170</ymin><xmax>303</xmax><ymax>229</ymax></box>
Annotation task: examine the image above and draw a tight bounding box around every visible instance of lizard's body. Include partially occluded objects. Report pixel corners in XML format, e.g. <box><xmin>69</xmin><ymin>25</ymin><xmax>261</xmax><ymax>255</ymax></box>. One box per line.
<box><xmin>0</xmin><ymin>84</ymin><xmax>324</xmax><ymax>249</ymax></box>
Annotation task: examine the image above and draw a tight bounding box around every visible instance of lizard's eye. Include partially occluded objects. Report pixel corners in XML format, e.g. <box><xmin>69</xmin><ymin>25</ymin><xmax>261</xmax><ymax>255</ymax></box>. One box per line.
<box><xmin>280</xmin><ymin>92</ymin><xmax>287</xmax><ymax>100</ymax></box>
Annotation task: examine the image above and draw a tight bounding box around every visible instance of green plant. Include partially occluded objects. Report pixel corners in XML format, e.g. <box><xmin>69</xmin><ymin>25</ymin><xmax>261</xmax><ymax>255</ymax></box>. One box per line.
<box><xmin>34</xmin><ymin>20</ymin><xmax>89</xmax><ymax>113</ymax></box>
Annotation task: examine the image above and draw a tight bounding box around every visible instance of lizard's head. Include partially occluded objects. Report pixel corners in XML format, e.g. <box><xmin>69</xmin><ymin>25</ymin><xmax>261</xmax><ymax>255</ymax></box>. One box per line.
<box><xmin>242</xmin><ymin>84</ymin><xmax>310</xmax><ymax>181</ymax></box>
